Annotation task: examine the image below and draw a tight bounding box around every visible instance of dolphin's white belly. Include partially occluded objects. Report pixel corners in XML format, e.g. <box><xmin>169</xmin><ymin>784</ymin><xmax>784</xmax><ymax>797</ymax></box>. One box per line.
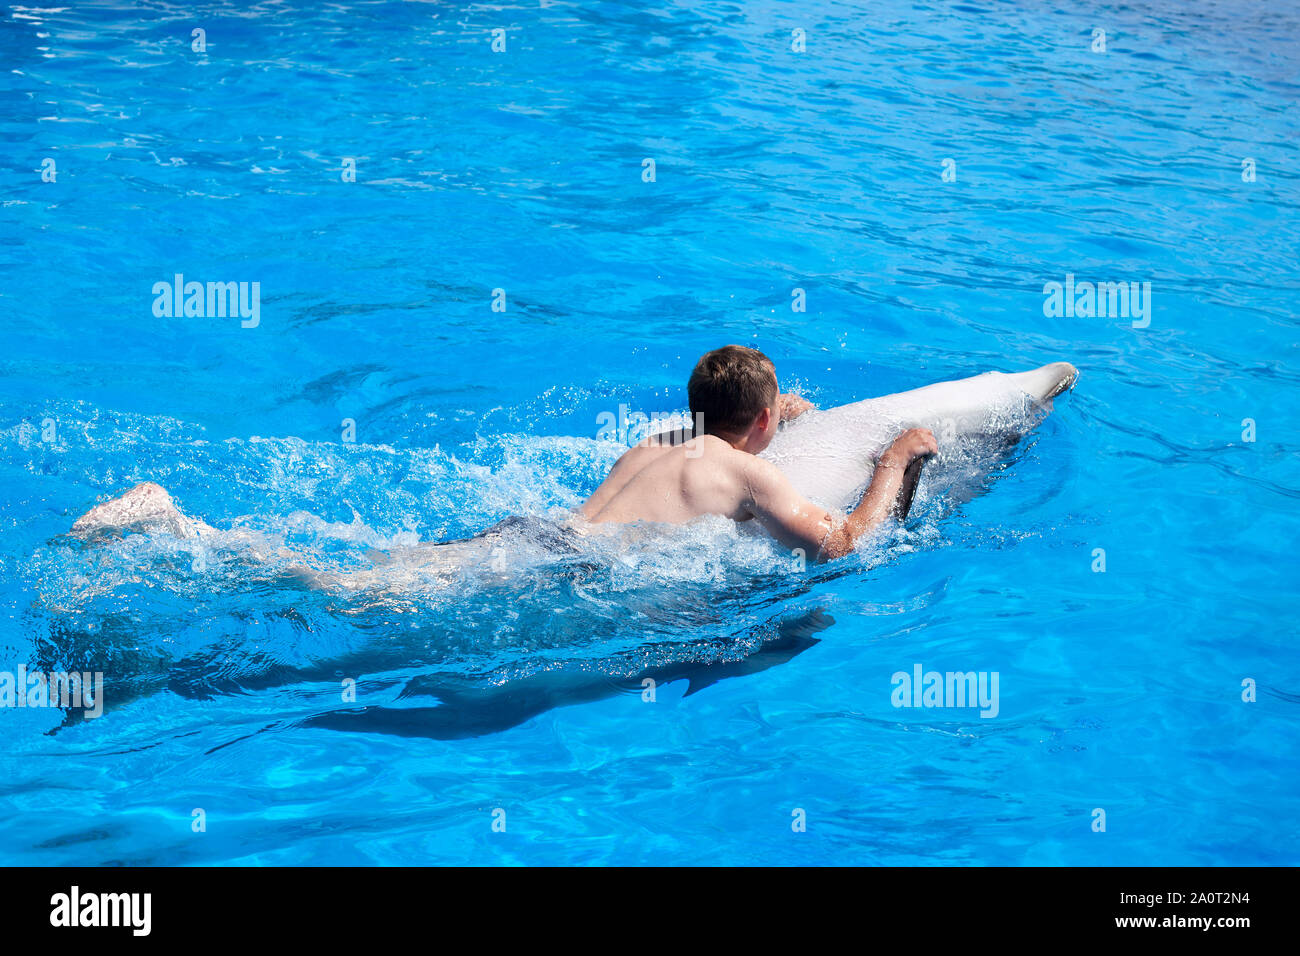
<box><xmin>762</xmin><ymin>362</ymin><xmax>1078</xmax><ymax>512</ymax></box>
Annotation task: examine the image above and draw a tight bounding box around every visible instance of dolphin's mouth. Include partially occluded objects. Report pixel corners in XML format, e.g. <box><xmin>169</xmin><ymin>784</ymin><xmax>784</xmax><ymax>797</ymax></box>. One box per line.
<box><xmin>1042</xmin><ymin>362</ymin><xmax>1080</xmax><ymax>400</ymax></box>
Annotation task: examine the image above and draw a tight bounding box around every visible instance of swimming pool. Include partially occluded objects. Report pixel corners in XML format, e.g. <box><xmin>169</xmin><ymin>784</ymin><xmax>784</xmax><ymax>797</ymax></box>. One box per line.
<box><xmin>1</xmin><ymin>0</ymin><xmax>1296</xmax><ymax>866</ymax></box>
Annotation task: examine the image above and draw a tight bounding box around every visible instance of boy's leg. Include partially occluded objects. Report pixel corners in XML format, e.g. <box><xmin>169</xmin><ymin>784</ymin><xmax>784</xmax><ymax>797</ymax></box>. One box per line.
<box><xmin>71</xmin><ymin>482</ymin><xmax>215</xmax><ymax>540</ymax></box>
<box><xmin>69</xmin><ymin>483</ymin><xmax>479</xmax><ymax>594</ymax></box>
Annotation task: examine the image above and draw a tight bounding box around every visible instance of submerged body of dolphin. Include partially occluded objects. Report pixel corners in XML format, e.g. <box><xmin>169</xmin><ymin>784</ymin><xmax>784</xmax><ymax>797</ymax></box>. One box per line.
<box><xmin>299</xmin><ymin>609</ymin><xmax>834</xmax><ymax>739</ymax></box>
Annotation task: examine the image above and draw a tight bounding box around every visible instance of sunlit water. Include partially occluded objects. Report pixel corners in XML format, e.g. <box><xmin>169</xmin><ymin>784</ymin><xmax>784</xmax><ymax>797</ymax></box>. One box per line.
<box><xmin>1</xmin><ymin>0</ymin><xmax>1297</xmax><ymax>865</ymax></box>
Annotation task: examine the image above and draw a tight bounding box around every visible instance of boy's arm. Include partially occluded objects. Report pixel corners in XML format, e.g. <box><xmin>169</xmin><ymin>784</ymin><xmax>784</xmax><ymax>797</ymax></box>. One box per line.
<box><xmin>820</xmin><ymin>428</ymin><xmax>936</xmax><ymax>558</ymax></box>
<box><xmin>743</xmin><ymin>428</ymin><xmax>937</xmax><ymax>561</ymax></box>
<box><xmin>779</xmin><ymin>393</ymin><xmax>814</xmax><ymax>421</ymax></box>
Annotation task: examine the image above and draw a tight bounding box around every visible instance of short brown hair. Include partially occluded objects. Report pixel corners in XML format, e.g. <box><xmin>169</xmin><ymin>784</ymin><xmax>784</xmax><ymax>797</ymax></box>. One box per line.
<box><xmin>688</xmin><ymin>345</ymin><xmax>778</xmax><ymax>435</ymax></box>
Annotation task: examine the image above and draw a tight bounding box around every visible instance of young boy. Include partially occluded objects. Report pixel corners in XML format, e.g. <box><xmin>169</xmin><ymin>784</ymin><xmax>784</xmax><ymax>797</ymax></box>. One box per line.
<box><xmin>579</xmin><ymin>345</ymin><xmax>936</xmax><ymax>561</ymax></box>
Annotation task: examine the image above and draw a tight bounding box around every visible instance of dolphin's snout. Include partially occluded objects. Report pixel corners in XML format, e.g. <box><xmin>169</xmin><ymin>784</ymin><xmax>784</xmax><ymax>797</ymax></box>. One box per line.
<box><xmin>1042</xmin><ymin>362</ymin><xmax>1079</xmax><ymax>400</ymax></box>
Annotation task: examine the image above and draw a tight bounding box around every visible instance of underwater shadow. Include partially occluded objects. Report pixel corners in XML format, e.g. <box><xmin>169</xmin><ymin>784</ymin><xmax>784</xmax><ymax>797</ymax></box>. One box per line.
<box><xmin>297</xmin><ymin>607</ymin><xmax>835</xmax><ymax>740</ymax></box>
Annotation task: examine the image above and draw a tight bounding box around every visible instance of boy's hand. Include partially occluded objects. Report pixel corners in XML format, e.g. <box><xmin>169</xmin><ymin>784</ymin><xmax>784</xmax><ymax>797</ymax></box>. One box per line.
<box><xmin>779</xmin><ymin>393</ymin><xmax>815</xmax><ymax>421</ymax></box>
<box><xmin>878</xmin><ymin>428</ymin><xmax>938</xmax><ymax>470</ymax></box>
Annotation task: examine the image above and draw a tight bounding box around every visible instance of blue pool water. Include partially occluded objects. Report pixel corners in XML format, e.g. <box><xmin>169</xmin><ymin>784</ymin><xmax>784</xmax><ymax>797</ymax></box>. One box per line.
<box><xmin>2</xmin><ymin>0</ymin><xmax>1297</xmax><ymax>866</ymax></box>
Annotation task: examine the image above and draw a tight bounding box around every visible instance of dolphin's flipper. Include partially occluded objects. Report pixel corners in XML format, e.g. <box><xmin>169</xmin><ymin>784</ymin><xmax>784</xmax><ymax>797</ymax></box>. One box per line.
<box><xmin>890</xmin><ymin>453</ymin><xmax>933</xmax><ymax>521</ymax></box>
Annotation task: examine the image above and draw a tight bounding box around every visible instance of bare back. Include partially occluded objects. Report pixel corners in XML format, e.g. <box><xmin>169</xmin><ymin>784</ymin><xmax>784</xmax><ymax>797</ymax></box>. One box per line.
<box><xmin>579</xmin><ymin>435</ymin><xmax>754</xmax><ymax>525</ymax></box>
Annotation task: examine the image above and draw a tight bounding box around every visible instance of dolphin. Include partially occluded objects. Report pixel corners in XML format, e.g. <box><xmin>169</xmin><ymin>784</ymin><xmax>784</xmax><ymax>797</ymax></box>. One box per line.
<box><xmin>41</xmin><ymin>363</ymin><xmax>1079</xmax><ymax>739</ymax></box>
<box><xmin>762</xmin><ymin>362</ymin><xmax>1079</xmax><ymax>513</ymax></box>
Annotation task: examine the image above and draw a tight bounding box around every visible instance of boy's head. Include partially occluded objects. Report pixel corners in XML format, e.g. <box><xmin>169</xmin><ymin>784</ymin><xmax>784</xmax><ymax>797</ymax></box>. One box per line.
<box><xmin>688</xmin><ymin>345</ymin><xmax>780</xmax><ymax>451</ymax></box>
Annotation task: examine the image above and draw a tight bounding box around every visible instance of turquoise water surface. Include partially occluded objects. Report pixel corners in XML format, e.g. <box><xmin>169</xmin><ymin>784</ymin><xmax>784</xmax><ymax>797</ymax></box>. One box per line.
<box><xmin>1</xmin><ymin>0</ymin><xmax>1297</xmax><ymax>865</ymax></box>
